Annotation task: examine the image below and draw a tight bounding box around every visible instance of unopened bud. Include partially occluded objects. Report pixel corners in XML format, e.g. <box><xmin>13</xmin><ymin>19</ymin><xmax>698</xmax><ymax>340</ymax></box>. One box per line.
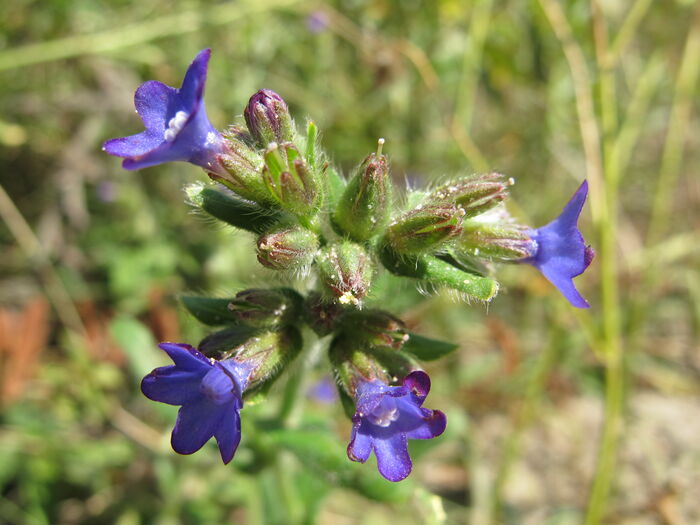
<box><xmin>303</xmin><ymin>292</ymin><xmax>344</xmax><ymax>336</ymax></box>
<box><xmin>244</xmin><ymin>89</ymin><xmax>295</xmax><ymax>147</ymax></box>
<box><xmin>384</xmin><ymin>204</ymin><xmax>464</xmax><ymax>255</ymax></box>
<box><xmin>316</xmin><ymin>241</ymin><xmax>373</xmax><ymax>306</ymax></box>
<box><xmin>227</xmin><ymin>288</ymin><xmax>303</xmax><ymax>328</ymax></box>
<box><xmin>333</xmin><ymin>150</ymin><xmax>392</xmax><ymax>241</ymax></box>
<box><xmin>214</xmin><ymin>127</ymin><xmax>270</xmax><ymax>204</ymax></box>
<box><xmin>429</xmin><ymin>173</ymin><xmax>509</xmax><ymax>218</ymax></box>
<box><xmin>458</xmin><ymin>221</ymin><xmax>538</xmax><ymax>260</ymax></box>
<box><xmin>257</xmin><ymin>227</ymin><xmax>319</xmax><ymax>271</ymax></box>
<box><xmin>262</xmin><ymin>142</ymin><xmax>321</xmax><ymax>217</ymax></box>
<box><xmin>339</xmin><ymin>309</ymin><xmax>409</xmax><ymax>350</ymax></box>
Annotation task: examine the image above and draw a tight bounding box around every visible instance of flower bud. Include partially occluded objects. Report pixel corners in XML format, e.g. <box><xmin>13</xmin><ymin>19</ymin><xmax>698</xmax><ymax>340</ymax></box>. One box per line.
<box><xmin>316</xmin><ymin>241</ymin><xmax>374</xmax><ymax>306</ymax></box>
<box><xmin>257</xmin><ymin>226</ymin><xmax>319</xmax><ymax>271</ymax></box>
<box><xmin>262</xmin><ymin>142</ymin><xmax>321</xmax><ymax>217</ymax></box>
<box><xmin>185</xmin><ymin>182</ymin><xmax>280</xmax><ymax>234</ymax></box>
<box><xmin>339</xmin><ymin>310</ymin><xmax>409</xmax><ymax>350</ymax></box>
<box><xmin>227</xmin><ymin>288</ymin><xmax>303</xmax><ymax>328</ymax></box>
<box><xmin>244</xmin><ymin>89</ymin><xmax>295</xmax><ymax>147</ymax></box>
<box><xmin>214</xmin><ymin>127</ymin><xmax>271</xmax><ymax>204</ymax></box>
<box><xmin>333</xmin><ymin>152</ymin><xmax>392</xmax><ymax>242</ymax></box>
<box><xmin>429</xmin><ymin>173</ymin><xmax>509</xmax><ymax>218</ymax></box>
<box><xmin>383</xmin><ymin>204</ymin><xmax>464</xmax><ymax>255</ymax></box>
<box><xmin>458</xmin><ymin>221</ymin><xmax>538</xmax><ymax>260</ymax></box>
<box><xmin>303</xmin><ymin>292</ymin><xmax>344</xmax><ymax>336</ymax></box>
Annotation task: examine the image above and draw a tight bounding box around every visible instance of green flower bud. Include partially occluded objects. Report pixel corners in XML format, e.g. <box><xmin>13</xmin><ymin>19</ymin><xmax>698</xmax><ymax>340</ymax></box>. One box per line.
<box><xmin>227</xmin><ymin>288</ymin><xmax>303</xmax><ymax>328</ymax></box>
<box><xmin>185</xmin><ymin>182</ymin><xmax>280</xmax><ymax>234</ymax></box>
<box><xmin>257</xmin><ymin>227</ymin><xmax>319</xmax><ymax>271</ymax></box>
<box><xmin>262</xmin><ymin>142</ymin><xmax>322</xmax><ymax>217</ymax></box>
<box><xmin>333</xmin><ymin>148</ymin><xmax>392</xmax><ymax>242</ymax></box>
<box><xmin>244</xmin><ymin>89</ymin><xmax>295</xmax><ymax>147</ymax></box>
<box><xmin>303</xmin><ymin>292</ymin><xmax>344</xmax><ymax>336</ymax></box>
<box><xmin>214</xmin><ymin>127</ymin><xmax>271</xmax><ymax>204</ymax></box>
<box><xmin>429</xmin><ymin>173</ymin><xmax>509</xmax><ymax>218</ymax></box>
<box><xmin>338</xmin><ymin>309</ymin><xmax>409</xmax><ymax>350</ymax></box>
<box><xmin>316</xmin><ymin>241</ymin><xmax>374</xmax><ymax>306</ymax></box>
<box><xmin>458</xmin><ymin>221</ymin><xmax>537</xmax><ymax>260</ymax></box>
<box><xmin>383</xmin><ymin>204</ymin><xmax>464</xmax><ymax>255</ymax></box>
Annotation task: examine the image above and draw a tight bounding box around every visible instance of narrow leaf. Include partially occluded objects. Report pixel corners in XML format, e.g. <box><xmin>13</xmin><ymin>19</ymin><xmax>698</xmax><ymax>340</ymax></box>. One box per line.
<box><xmin>403</xmin><ymin>333</ymin><xmax>459</xmax><ymax>361</ymax></box>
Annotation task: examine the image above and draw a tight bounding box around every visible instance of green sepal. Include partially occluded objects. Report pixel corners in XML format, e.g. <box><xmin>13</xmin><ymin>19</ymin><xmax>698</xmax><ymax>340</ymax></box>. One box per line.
<box><xmin>379</xmin><ymin>246</ymin><xmax>499</xmax><ymax>301</ymax></box>
<box><xmin>403</xmin><ymin>333</ymin><xmax>459</xmax><ymax>361</ymax></box>
<box><xmin>197</xmin><ymin>325</ymin><xmax>259</xmax><ymax>358</ymax></box>
<box><xmin>180</xmin><ymin>295</ymin><xmax>238</xmax><ymax>326</ymax></box>
<box><xmin>187</xmin><ymin>184</ymin><xmax>281</xmax><ymax>234</ymax></box>
<box><xmin>324</xmin><ymin>165</ymin><xmax>347</xmax><ymax>210</ymax></box>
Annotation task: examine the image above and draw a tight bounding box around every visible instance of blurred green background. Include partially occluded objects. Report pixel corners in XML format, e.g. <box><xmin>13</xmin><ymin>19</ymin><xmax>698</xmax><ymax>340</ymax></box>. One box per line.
<box><xmin>1</xmin><ymin>0</ymin><xmax>699</xmax><ymax>523</ymax></box>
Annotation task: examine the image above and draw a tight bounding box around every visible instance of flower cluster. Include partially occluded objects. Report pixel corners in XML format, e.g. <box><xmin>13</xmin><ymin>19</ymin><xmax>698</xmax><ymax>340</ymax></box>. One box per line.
<box><xmin>104</xmin><ymin>49</ymin><xmax>594</xmax><ymax>481</ymax></box>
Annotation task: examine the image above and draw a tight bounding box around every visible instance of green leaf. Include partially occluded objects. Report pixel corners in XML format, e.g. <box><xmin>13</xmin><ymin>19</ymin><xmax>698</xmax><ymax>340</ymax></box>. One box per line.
<box><xmin>403</xmin><ymin>333</ymin><xmax>459</xmax><ymax>361</ymax></box>
<box><xmin>180</xmin><ymin>296</ymin><xmax>236</xmax><ymax>326</ymax></box>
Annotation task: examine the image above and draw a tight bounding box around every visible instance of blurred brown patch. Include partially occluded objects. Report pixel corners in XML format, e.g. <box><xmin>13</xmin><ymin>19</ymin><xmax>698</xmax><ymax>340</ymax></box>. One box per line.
<box><xmin>78</xmin><ymin>300</ymin><xmax>124</xmax><ymax>365</ymax></box>
<box><xmin>0</xmin><ymin>298</ymin><xmax>50</xmax><ymax>405</ymax></box>
<box><xmin>146</xmin><ymin>288</ymin><xmax>180</xmax><ymax>342</ymax></box>
<box><xmin>487</xmin><ymin>317</ymin><xmax>521</xmax><ymax>375</ymax></box>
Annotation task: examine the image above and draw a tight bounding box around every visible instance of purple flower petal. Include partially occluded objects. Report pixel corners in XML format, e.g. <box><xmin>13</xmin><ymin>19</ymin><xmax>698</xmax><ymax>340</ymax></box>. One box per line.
<box><xmin>402</xmin><ymin>370</ymin><xmax>431</xmax><ymax>404</ymax></box>
<box><xmin>404</xmin><ymin>409</ymin><xmax>447</xmax><ymax>440</ymax></box>
<box><xmin>141</xmin><ymin>366</ymin><xmax>205</xmax><ymax>405</ymax></box>
<box><xmin>525</xmin><ymin>181</ymin><xmax>593</xmax><ymax>308</ymax></box>
<box><xmin>171</xmin><ymin>396</ymin><xmax>228</xmax><ymax>455</ymax></box>
<box><xmin>134</xmin><ymin>80</ymin><xmax>179</xmax><ymax>131</ymax></box>
<box><xmin>141</xmin><ymin>343</ymin><xmax>250</xmax><ymax>465</ymax></box>
<box><xmin>347</xmin><ymin>421</ymin><xmax>373</xmax><ymax>463</ymax></box>
<box><xmin>347</xmin><ymin>371</ymin><xmax>446</xmax><ymax>482</ymax></box>
<box><xmin>373</xmin><ymin>433</ymin><xmax>412</xmax><ymax>482</ymax></box>
<box><xmin>158</xmin><ymin>342</ymin><xmax>211</xmax><ymax>372</ymax></box>
<box><xmin>179</xmin><ymin>49</ymin><xmax>210</xmax><ymax>112</ymax></box>
<box><xmin>214</xmin><ymin>401</ymin><xmax>242</xmax><ymax>464</ymax></box>
<box><xmin>103</xmin><ymin>48</ymin><xmax>226</xmax><ymax>174</ymax></box>
<box><xmin>103</xmin><ymin>131</ymin><xmax>164</xmax><ymax>158</ymax></box>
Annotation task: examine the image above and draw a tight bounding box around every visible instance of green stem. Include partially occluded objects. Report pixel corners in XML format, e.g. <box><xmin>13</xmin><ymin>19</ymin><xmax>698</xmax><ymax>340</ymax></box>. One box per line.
<box><xmin>585</xmin><ymin>3</ymin><xmax>624</xmax><ymax>523</ymax></box>
<box><xmin>278</xmin><ymin>336</ymin><xmax>323</xmax><ymax>426</ymax></box>
<box><xmin>647</xmin><ymin>3</ymin><xmax>700</xmax><ymax>244</ymax></box>
<box><xmin>490</xmin><ymin>329</ymin><xmax>561</xmax><ymax>522</ymax></box>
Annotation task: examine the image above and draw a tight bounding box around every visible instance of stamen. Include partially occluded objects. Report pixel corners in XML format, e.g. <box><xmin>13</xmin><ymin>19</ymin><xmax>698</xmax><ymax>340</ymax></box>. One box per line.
<box><xmin>368</xmin><ymin>397</ymin><xmax>400</xmax><ymax>427</ymax></box>
<box><xmin>164</xmin><ymin>111</ymin><xmax>189</xmax><ymax>142</ymax></box>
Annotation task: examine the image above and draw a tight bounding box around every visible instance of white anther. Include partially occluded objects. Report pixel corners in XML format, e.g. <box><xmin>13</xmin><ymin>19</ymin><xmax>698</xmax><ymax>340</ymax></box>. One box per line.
<box><xmin>164</xmin><ymin>111</ymin><xmax>189</xmax><ymax>142</ymax></box>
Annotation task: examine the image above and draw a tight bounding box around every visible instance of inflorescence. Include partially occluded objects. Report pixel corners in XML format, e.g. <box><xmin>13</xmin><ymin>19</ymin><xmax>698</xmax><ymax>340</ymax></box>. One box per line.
<box><xmin>104</xmin><ymin>48</ymin><xmax>594</xmax><ymax>482</ymax></box>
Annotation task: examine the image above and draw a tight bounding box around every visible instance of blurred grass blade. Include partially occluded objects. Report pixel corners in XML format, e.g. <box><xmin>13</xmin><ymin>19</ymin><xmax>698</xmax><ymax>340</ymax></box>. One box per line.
<box><xmin>0</xmin><ymin>0</ymin><xmax>304</xmax><ymax>71</ymax></box>
<box><xmin>109</xmin><ymin>316</ymin><xmax>161</xmax><ymax>380</ymax></box>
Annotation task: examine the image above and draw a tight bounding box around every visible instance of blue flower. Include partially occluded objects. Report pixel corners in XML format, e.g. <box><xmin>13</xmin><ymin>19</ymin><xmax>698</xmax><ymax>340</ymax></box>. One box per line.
<box><xmin>524</xmin><ymin>181</ymin><xmax>595</xmax><ymax>308</ymax></box>
<box><xmin>103</xmin><ymin>49</ymin><xmax>227</xmax><ymax>175</ymax></box>
<box><xmin>141</xmin><ymin>343</ymin><xmax>252</xmax><ymax>464</ymax></box>
<box><xmin>347</xmin><ymin>371</ymin><xmax>446</xmax><ymax>482</ymax></box>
